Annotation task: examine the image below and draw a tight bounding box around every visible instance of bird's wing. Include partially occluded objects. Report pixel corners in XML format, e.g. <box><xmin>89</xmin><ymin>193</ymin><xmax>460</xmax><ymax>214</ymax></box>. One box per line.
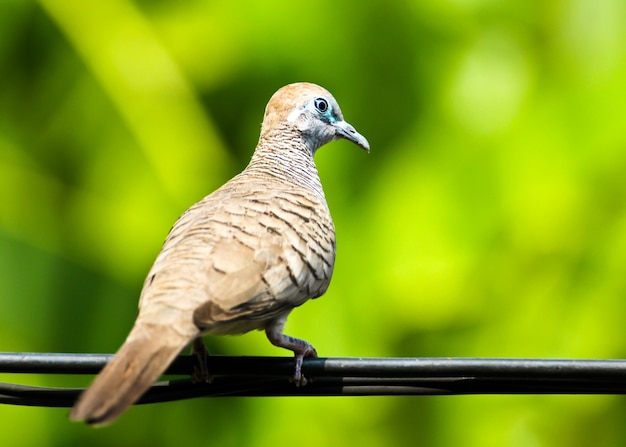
<box><xmin>137</xmin><ymin>185</ymin><xmax>331</xmax><ymax>335</ymax></box>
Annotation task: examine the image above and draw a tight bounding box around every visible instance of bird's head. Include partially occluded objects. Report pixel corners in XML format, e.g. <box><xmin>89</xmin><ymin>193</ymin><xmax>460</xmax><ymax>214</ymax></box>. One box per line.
<box><xmin>261</xmin><ymin>82</ymin><xmax>370</xmax><ymax>154</ymax></box>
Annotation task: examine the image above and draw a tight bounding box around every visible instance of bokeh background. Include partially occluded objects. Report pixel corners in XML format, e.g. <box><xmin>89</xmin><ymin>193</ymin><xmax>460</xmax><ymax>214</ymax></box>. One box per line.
<box><xmin>2</xmin><ymin>0</ymin><xmax>626</xmax><ymax>445</ymax></box>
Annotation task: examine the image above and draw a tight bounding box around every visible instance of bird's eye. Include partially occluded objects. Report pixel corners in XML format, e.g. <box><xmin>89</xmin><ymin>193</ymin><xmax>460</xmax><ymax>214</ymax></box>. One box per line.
<box><xmin>313</xmin><ymin>97</ymin><xmax>329</xmax><ymax>114</ymax></box>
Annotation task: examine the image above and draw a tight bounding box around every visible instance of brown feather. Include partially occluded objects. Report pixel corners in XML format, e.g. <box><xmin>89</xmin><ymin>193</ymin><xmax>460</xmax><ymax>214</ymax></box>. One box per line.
<box><xmin>69</xmin><ymin>82</ymin><xmax>368</xmax><ymax>425</ymax></box>
<box><xmin>69</xmin><ymin>323</ymin><xmax>193</xmax><ymax>426</ymax></box>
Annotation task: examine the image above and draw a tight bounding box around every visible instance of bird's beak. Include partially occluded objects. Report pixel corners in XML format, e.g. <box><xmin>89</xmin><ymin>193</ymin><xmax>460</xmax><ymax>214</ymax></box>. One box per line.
<box><xmin>334</xmin><ymin>120</ymin><xmax>370</xmax><ymax>153</ymax></box>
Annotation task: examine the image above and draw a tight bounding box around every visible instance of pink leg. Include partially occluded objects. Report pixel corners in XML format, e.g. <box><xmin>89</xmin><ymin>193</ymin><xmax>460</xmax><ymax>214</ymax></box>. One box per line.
<box><xmin>265</xmin><ymin>315</ymin><xmax>317</xmax><ymax>386</ymax></box>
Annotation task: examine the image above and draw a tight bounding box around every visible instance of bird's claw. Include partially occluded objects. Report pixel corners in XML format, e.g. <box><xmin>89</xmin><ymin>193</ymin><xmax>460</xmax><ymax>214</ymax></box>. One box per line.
<box><xmin>191</xmin><ymin>338</ymin><xmax>213</xmax><ymax>383</ymax></box>
<box><xmin>291</xmin><ymin>345</ymin><xmax>317</xmax><ymax>386</ymax></box>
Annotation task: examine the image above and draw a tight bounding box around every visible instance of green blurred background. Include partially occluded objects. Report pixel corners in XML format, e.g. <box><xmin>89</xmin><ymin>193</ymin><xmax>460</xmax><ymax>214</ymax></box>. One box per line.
<box><xmin>1</xmin><ymin>0</ymin><xmax>626</xmax><ymax>445</ymax></box>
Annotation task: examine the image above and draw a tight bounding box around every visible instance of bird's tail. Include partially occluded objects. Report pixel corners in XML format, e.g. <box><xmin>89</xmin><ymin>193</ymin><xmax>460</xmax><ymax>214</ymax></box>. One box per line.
<box><xmin>69</xmin><ymin>324</ymin><xmax>193</xmax><ymax>426</ymax></box>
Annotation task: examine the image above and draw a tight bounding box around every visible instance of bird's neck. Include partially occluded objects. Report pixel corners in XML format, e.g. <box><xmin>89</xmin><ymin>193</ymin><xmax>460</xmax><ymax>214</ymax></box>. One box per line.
<box><xmin>245</xmin><ymin>130</ymin><xmax>326</xmax><ymax>202</ymax></box>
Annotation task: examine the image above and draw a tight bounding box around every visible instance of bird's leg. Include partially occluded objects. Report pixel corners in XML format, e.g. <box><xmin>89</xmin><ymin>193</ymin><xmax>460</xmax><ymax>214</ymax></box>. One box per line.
<box><xmin>265</xmin><ymin>317</ymin><xmax>317</xmax><ymax>386</ymax></box>
<box><xmin>190</xmin><ymin>337</ymin><xmax>213</xmax><ymax>383</ymax></box>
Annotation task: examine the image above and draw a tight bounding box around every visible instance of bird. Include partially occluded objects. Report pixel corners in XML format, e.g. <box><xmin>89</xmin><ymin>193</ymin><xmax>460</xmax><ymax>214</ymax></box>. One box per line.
<box><xmin>69</xmin><ymin>82</ymin><xmax>370</xmax><ymax>425</ymax></box>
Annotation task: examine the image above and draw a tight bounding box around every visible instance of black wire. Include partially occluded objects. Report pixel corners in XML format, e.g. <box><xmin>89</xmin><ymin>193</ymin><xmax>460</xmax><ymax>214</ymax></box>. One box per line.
<box><xmin>1</xmin><ymin>353</ymin><xmax>626</xmax><ymax>408</ymax></box>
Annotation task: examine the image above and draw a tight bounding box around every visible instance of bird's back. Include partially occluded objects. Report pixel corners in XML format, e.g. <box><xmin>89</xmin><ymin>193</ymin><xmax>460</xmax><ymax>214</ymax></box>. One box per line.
<box><xmin>137</xmin><ymin>170</ymin><xmax>336</xmax><ymax>337</ymax></box>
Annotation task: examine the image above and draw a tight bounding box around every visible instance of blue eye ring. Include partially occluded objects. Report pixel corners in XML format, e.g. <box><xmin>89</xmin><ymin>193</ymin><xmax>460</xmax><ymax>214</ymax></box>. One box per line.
<box><xmin>313</xmin><ymin>97</ymin><xmax>329</xmax><ymax>114</ymax></box>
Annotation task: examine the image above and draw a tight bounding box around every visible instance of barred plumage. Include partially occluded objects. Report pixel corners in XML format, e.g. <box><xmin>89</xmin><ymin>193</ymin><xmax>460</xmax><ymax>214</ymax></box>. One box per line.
<box><xmin>70</xmin><ymin>82</ymin><xmax>369</xmax><ymax>425</ymax></box>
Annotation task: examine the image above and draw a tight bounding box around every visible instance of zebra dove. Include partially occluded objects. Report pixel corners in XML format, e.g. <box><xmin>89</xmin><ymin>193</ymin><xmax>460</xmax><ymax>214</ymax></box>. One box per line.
<box><xmin>69</xmin><ymin>82</ymin><xmax>369</xmax><ymax>425</ymax></box>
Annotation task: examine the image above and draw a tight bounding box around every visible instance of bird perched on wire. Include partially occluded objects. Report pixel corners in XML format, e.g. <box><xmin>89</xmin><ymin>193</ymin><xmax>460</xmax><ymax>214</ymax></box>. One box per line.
<box><xmin>69</xmin><ymin>82</ymin><xmax>369</xmax><ymax>426</ymax></box>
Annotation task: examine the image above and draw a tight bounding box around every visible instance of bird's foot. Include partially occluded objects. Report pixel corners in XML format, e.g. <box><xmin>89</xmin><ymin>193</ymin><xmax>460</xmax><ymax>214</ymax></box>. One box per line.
<box><xmin>291</xmin><ymin>343</ymin><xmax>317</xmax><ymax>387</ymax></box>
<box><xmin>265</xmin><ymin>320</ymin><xmax>317</xmax><ymax>386</ymax></box>
<box><xmin>191</xmin><ymin>337</ymin><xmax>213</xmax><ymax>383</ymax></box>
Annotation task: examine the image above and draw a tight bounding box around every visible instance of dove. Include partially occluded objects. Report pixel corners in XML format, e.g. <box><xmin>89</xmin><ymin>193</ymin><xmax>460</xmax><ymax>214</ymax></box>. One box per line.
<box><xmin>70</xmin><ymin>82</ymin><xmax>369</xmax><ymax>425</ymax></box>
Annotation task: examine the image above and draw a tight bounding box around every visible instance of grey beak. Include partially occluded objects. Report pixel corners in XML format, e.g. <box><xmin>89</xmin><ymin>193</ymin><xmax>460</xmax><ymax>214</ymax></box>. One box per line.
<box><xmin>334</xmin><ymin>120</ymin><xmax>370</xmax><ymax>152</ymax></box>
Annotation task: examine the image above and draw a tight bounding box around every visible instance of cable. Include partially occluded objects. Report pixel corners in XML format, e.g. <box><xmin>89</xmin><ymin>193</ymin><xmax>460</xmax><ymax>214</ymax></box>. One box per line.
<box><xmin>2</xmin><ymin>353</ymin><xmax>626</xmax><ymax>408</ymax></box>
